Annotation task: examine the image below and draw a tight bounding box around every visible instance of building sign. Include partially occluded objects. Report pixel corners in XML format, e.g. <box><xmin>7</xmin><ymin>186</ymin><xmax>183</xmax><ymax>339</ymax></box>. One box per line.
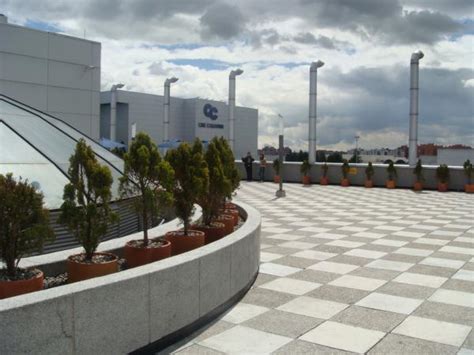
<box><xmin>199</xmin><ymin>103</ymin><xmax>223</xmax><ymax>129</ymax></box>
<box><xmin>349</xmin><ymin>167</ymin><xmax>358</xmax><ymax>175</ymax></box>
<box><xmin>203</xmin><ymin>103</ymin><xmax>218</xmax><ymax>120</ymax></box>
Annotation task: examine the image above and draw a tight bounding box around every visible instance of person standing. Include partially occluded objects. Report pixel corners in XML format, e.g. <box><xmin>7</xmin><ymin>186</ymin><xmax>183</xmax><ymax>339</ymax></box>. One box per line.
<box><xmin>259</xmin><ymin>154</ymin><xmax>267</xmax><ymax>182</ymax></box>
<box><xmin>242</xmin><ymin>152</ymin><xmax>255</xmax><ymax>181</ymax></box>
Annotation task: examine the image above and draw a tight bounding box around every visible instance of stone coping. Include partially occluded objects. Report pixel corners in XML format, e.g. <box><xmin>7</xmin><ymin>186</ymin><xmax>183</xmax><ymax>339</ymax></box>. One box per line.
<box><xmin>0</xmin><ymin>201</ymin><xmax>261</xmax><ymax>354</ymax></box>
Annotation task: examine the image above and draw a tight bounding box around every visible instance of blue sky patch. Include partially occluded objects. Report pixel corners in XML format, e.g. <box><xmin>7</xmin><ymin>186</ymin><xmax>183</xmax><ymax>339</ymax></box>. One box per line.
<box><xmin>25</xmin><ymin>19</ymin><xmax>62</xmax><ymax>33</ymax></box>
<box><xmin>168</xmin><ymin>58</ymin><xmax>231</xmax><ymax>70</ymax></box>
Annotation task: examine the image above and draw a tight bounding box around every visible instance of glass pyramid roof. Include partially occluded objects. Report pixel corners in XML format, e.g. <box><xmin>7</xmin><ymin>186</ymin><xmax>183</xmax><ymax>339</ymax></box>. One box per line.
<box><xmin>0</xmin><ymin>95</ymin><xmax>124</xmax><ymax>209</ymax></box>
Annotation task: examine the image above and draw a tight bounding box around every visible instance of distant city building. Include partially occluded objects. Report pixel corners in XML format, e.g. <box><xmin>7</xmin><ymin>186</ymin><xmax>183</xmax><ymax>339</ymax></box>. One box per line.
<box><xmin>0</xmin><ymin>16</ymin><xmax>101</xmax><ymax>138</ymax></box>
<box><xmin>100</xmin><ymin>90</ymin><xmax>258</xmax><ymax>160</ymax></box>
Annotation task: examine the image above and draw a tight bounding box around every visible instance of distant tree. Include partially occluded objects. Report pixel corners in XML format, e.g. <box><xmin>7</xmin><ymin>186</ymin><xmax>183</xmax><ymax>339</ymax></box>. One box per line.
<box><xmin>286</xmin><ymin>150</ymin><xmax>308</xmax><ymax>162</ymax></box>
<box><xmin>349</xmin><ymin>153</ymin><xmax>362</xmax><ymax>163</ymax></box>
<box><xmin>395</xmin><ymin>159</ymin><xmax>407</xmax><ymax>164</ymax></box>
<box><xmin>327</xmin><ymin>152</ymin><xmax>344</xmax><ymax>163</ymax></box>
<box><xmin>316</xmin><ymin>151</ymin><xmax>326</xmax><ymax>162</ymax></box>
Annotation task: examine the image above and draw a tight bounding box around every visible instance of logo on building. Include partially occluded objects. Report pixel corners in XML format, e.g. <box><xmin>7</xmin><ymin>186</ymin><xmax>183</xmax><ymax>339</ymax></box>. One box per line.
<box><xmin>203</xmin><ymin>103</ymin><xmax>218</xmax><ymax>121</ymax></box>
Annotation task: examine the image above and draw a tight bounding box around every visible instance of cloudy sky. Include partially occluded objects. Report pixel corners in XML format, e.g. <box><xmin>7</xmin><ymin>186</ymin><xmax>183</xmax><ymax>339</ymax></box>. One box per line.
<box><xmin>2</xmin><ymin>0</ymin><xmax>473</xmax><ymax>150</ymax></box>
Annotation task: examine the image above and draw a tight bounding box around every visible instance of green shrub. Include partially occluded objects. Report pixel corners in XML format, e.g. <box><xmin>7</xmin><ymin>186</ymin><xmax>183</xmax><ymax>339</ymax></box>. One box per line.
<box><xmin>119</xmin><ymin>132</ymin><xmax>174</xmax><ymax>246</ymax></box>
<box><xmin>273</xmin><ymin>159</ymin><xmax>281</xmax><ymax>175</ymax></box>
<box><xmin>436</xmin><ymin>164</ymin><xmax>449</xmax><ymax>184</ymax></box>
<box><xmin>464</xmin><ymin>160</ymin><xmax>473</xmax><ymax>184</ymax></box>
<box><xmin>365</xmin><ymin>162</ymin><xmax>374</xmax><ymax>181</ymax></box>
<box><xmin>321</xmin><ymin>162</ymin><xmax>329</xmax><ymax>177</ymax></box>
<box><xmin>300</xmin><ymin>160</ymin><xmax>311</xmax><ymax>176</ymax></box>
<box><xmin>166</xmin><ymin>139</ymin><xmax>209</xmax><ymax>235</ymax></box>
<box><xmin>341</xmin><ymin>160</ymin><xmax>350</xmax><ymax>179</ymax></box>
<box><xmin>0</xmin><ymin>174</ymin><xmax>54</xmax><ymax>279</ymax></box>
<box><xmin>58</xmin><ymin>139</ymin><xmax>117</xmax><ymax>261</ymax></box>
<box><xmin>387</xmin><ymin>161</ymin><xmax>397</xmax><ymax>181</ymax></box>
<box><xmin>413</xmin><ymin>159</ymin><xmax>424</xmax><ymax>183</ymax></box>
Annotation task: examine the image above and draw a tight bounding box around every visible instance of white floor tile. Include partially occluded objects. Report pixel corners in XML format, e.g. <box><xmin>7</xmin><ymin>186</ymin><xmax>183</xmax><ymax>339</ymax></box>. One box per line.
<box><xmin>329</xmin><ymin>274</ymin><xmax>387</xmax><ymax>291</ymax></box>
<box><xmin>420</xmin><ymin>257</ymin><xmax>465</xmax><ymax>269</ymax></box>
<box><xmin>392</xmin><ymin>231</ymin><xmax>426</xmax><ymax>238</ymax></box>
<box><xmin>259</xmin><ymin>262</ymin><xmax>301</xmax><ymax>277</ymax></box>
<box><xmin>393</xmin><ymin>316</ymin><xmax>471</xmax><ymax>347</ymax></box>
<box><xmin>308</xmin><ymin>261</ymin><xmax>360</xmax><ymax>274</ymax></box>
<box><xmin>292</xmin><ymin>250</ymin><xmax>337</xmax><ymax>260</ymax></box>
<box><xmin>372</xmin><ymin>239</ymin><xmax>408</xmax><ymax>247</ymax></box>
<box><xmin>221</xmin><ymin>303</ymin><xmax>269</xmax><ymax>324</ymax></box>
<box><xmin>414</xmin><ymin>238</ymin><xmax>449</xmax><ymax>246</ymax></box>
<box><xmin>356</xmin><ymin>292</ymin><xmax>423</xmax><ymax>314</ymax></box>
<box><xmin>394</xmin><ymin>247</ymin><xmax>433</xmax><ymax>257</ymax></box>
<box><xmin>452</xmin><ymin>269</ymin><xmax>474</xmax><ymax>282</ymax></box>
<box><xmin>199</xmin><ymin>325</ymin><xmax>292</xmax><ymax>353</ymax></box>
<box><xmin>366</xmin><ymin>259</ymin><xmax>413</xmax><ymax>272</ymax></box>
<box><xmin>326</xmin><ymin>240</ymin><xmax>366</xmax><ymax>248</ymax></box>
<box><xmin>440</xmin><ymin>246</ymin><xmax>474</xmax><ymax>256</ymax></box>
<box><xmin>300</xmin><ymin>321</ymin><xmax>385</xmax><ymax>353</ymax></box>
<box><xmin>262</xmin><ymin>227</ymin><xmax>293</xmax><ymax>234</ymax></box>
<box><xmin>310</xmin><ymin>232</ymin><xmax>347</xmax><ymax>240</ymax></box>
<box><xmin>298</xmin><ymin>227</ymin><xmax>331</xmax><ymax>233</ymax></box>
<box><xmin>344</xmin><ymin>248</ymin><xmax>387</xmax><ymax>259</ymax></box>
<box><xmin>277</xmin><ymin>296</ymin><xmax>348</xmax><ymax>319</ymax></box>
<box><xmin>429</xmin><ymin>289</ymin><xmax>474</xmax><ymax>308</ymax></box>
<box><xmin>337</xmin><ymin>226</ymin><xmax>369</xmax><ymax>232</ymax></box>
<box><xmin>393</xmin><ymin>272</ymin><xmax>447</xmax><ymax>288</ymax></box>
<box><xmin>259</xmin><ymin>277</ymin><xmax>321</xmax><ymax>295</ymax></box>
<box><xmin>260</xmin><ymin>252</ymin><xmax>283</xmax><ymax>262</ymax></box>
<box><xmin>267</xmin><ymin>233</ymin><xmax>305</xmax><ymax>241</ymax></box>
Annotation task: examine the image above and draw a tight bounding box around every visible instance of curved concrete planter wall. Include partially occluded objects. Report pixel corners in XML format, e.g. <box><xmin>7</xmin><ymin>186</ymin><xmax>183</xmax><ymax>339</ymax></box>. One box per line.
<box><xmin>0</xmin><ymin>202</ymin><xmax>261</xmax><ymax>354</ymax></box>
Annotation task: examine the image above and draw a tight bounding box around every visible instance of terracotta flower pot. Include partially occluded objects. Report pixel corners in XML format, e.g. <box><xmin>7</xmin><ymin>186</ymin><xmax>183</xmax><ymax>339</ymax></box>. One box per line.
<box><xmin>438</xmin><ymin>182</ymin><xmax>448</xmax><ymax>192</ymax></box>
<box><xmin>274</xmin><ymin>175</ymin><xmax>281</xmax><ymax>183</ymax></box>
<box><xmin>220</xmin><ymin>208</ymin><xmax>239</xmax><ymax>226</ymax></box>
<box><xmin>213</xmin><ymin>214</ymin><xmax>234</xmax><ymax>235</ymax></box>
<box><xmin>364</xmin><ymin>180</ymin><xmax>373</xmax><ymax>188</ymax></box>
<box><xmin>192</xmin><ymin>222</ymin><xmax>226</xmax><ymax>244</ymax></box>
<box><xmin>465</xmin><ymin>184</ymin><xmax>474</xmax><ymax>193</ymax></box>
<box><xmin>414</xmin><ymin>181</ymin><xmax>423</xmax><ymax>191</ymax></box>
<box><xmin>386</xmin><ymin>180</ymin><xmax>396</xmax><ymax>189</ymax></box>
<box><xmin>320</xmin><ymin>176</ymin><xmax>329</xmax><ymax>185</ymax></box>
<box><xmin>165</xmin><ymin>230</ymin><xmax>205</xmax><ymax>256</ymax></box>
<box><xmin>67</xmin><ymin>252</ymin><xmax>118</xmax><ymax>283</ymax></box>
<box><xmin>224</xmin><ymin>202</ymin><xmax>238</xmax><ymax>210</ymax></box>
<box><xmin>0</xmin><ymin>270</ymin><xmax>44</xmax><ymax>299</ymax></box>
<box><xmin>302</xmin><ymin>175</ymin><xmax>311</xmax><ymax>185</ymax></box>
<box><xmin>124</xmin><ymin>239</ymin><xmax>171</xmax><ymax>268</ymax></box>
<box><xmin>341</xmin><ymin>178</ymin><xmax>350</xmax><ymax>187</ymax></box>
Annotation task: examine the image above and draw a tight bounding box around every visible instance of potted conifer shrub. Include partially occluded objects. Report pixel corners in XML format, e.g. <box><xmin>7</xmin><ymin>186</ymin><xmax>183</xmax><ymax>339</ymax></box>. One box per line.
<box><xmin>59</xmin><ymin>139</ymin><xmax>118</xmax><ymax>283</ymax></box>
<box><xmin>0</xmin><ymin>174</ymin><xmax>54</xmax><ymax>299</ymax></box>
<box><xmin>320</xmin><ymin>162</ymin><xmax>329</xmax><ymax>185</ymax></box>
<box><xmin>386</xmin><ymin>161</ymin><xmax>397</xmax><ymax>189</ymax></box>
<box><xmin>413</xmin><ymin>159</ymin><xmax>424</xmax><ymax>191</ymax></box>
<box><xmin>365</xmin><ymin>162</ymin><xmax>374</xmax><ymax>188</ymax></box>
<box><xmin>301</xmin><ymin>160</ymin><xmax>311</xmax><ymax>185</ymax></box>
<box><xmin>273</xmin><ymin>158</ymin><xmax>281</xmax><ymax>183</ymax></box>
<box><xmin>341</xmin><ymin>160</ymin><xmax>350</xmax><ymax>186</ymax></box>
<box><xmin>194</xmin><ymin>138</ymin><xmax>230</xmax><ymax>244</ymax></box>
<box><xmin>463</xmin><ymin>160</ymin><xmax>474</xmax><ymax>193</ymax></box>
<box><xmin>119</xmin><ymin>132</ymin><xmax>174</xmax><ymax>267</ymax></box>
<box><xmin>165</xmin><ymin>139</ymin><xmax>209</xmax><ymax>255</ymax></box>
<box><xmin>436</xmin><ymin>164</ymin><xmax>449</xmax><ymax>192</ymax></box>
<box><xmin>216</xmin><ymin>136</ymin><xmax>240</xmax><ymax>213</ymax></box>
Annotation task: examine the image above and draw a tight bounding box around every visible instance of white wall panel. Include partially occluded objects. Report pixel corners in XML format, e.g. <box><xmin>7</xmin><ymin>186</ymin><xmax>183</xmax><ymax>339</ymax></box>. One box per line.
<box><xmin>0</xmin><ymin>52</ymin><xmax>47</xmax><ymax>84</ymax></box>
<box><xmin>0</xmin><ymin>80</ymin><xmax>47</xmax><ymax>110</ymax></box>
<box><xmin>0</xmin><ymin>24</ymin><xmax>48</xmax><ymax>58</ymax></box>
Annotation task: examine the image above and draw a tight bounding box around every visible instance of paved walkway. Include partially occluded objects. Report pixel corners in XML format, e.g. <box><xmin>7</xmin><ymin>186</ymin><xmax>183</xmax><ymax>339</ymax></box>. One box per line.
<box><xmin>162</xmin><ymin>182</ymin><xmax>474</xmax><ymax>354</ymax></box>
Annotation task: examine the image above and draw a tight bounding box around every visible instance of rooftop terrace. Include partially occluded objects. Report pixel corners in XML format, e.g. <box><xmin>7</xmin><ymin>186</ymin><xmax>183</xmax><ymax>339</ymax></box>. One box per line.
<box><xmin>163</xmin><ymin>182</ymin><xmax>473</xmax><ymax>354</ymax></box>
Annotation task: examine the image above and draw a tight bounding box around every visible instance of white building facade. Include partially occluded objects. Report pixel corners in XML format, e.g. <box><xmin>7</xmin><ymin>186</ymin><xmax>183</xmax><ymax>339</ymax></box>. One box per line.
<box><xmin>0</xmin><ymin>16</ymin><xmax>101</xmax><ymax>138</ymax></box>
<box><xmin>100</xmin><ymin>90</ymin><xmax>258</xmax><ymax>159</ymax></box>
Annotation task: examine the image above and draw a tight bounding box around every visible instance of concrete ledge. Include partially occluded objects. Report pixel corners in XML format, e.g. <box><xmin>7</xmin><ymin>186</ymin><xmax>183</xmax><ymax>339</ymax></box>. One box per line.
<box><xmin>236</xmin><ymin>161</ymin><xmax>468</xmax><ymax>191</ymax></box>
<box><xmin>0</xmin><ymin>202</ymin><xmax>261</xmax><ymax>355</ymax></box>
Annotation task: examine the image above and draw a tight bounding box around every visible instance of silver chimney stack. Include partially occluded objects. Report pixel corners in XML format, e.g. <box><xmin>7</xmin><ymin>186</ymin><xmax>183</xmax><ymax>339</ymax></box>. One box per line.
<box><xmin>308</xmin><ymin>60</ymin><xmax>324</xmax><ymax>164</ymax></box>
<box><xmin>228</xmin><ymin>69</ymin><xmax>243</xmax><ymax>152</ymax></box>
<box><xmin>110</xmin><ymin>83</ymin><xmax>124</xmax><ymax>141</ymax></box>
<box><xmin>409</xmin><ymin>50</ymin><xmax>424</xmax><ymax>166</ymax></box>
<box><xmin>163</xmin><ymin>77</ymin><xmax>178</xmax><ymax>149</ymax></box>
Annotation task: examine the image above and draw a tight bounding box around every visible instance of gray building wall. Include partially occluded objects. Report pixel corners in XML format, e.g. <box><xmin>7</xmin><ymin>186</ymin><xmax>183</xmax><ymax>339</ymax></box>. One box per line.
<box><xmin>437</xmin><ymin>148</ymin><xmax>474</xmax><ymax>166</ymax></box>
<box><xmin>100</xmin><ymin>90</ymin><xmax>258</xmax><ymax>159</ymax></box>
<box><xmin>0</xmin><ymin>20</ymin><xmax>101</xmax><ymax>138</ymax></box>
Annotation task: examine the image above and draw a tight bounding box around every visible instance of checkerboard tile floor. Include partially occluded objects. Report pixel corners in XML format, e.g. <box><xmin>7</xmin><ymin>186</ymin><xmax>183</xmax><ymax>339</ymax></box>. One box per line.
<box><xmin>162</xmin><ymin>182</ymin><xmax>474</xmax><ymax>354</ymax></box>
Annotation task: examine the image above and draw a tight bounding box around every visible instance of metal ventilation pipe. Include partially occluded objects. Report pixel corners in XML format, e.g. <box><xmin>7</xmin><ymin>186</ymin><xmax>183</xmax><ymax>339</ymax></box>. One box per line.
<box><xmin>163</xmin><ymin>77</ymin><xmax>178</xmax><ymax>148</ymax></box>
<box><xmin>110</xmin><ymin>83</ymin><xmax>124</xmax><ymax>141</ymax></box>
<box><xmin>409</xmin><ymin>50</ymin><xmax>424</xmax><ymax>166</ymax></box>
<box><xmin>229</xmin><ymin>69</ymin><xmax>243</xmax><ymax>152</ymax></box>
<box><xmin>308</xmin><ymin>60</ymin><xmax>324</xmax><ymax>164</ymax></box>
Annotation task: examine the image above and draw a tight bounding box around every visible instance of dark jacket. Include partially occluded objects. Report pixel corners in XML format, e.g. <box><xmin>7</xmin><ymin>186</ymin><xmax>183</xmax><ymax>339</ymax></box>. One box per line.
<box><xmin>242</xmin><ymin>155</ymin><xmax>255</xmax><ymax>168</ymax></box>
